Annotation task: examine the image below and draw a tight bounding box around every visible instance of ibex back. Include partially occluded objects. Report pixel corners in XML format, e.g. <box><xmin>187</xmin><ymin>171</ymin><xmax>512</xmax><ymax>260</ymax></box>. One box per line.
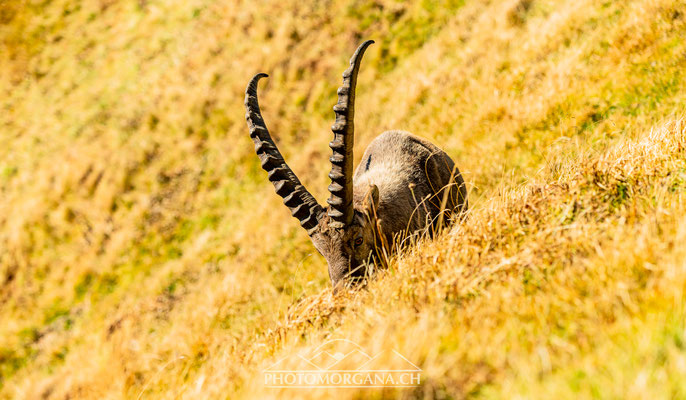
<box><xmin>245</xmin><ymin>40</ymin><xmax>467</xmax><ymax>287</ymax></box>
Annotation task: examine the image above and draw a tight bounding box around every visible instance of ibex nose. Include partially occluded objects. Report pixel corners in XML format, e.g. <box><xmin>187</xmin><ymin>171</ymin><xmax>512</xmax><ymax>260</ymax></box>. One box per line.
<box><xmin>332</xmin><ymin>279</ymin><xmax>345</xmax><ymax>295</ymax></box>
<box><xmin>328</xmin><ymin>268</ymin><xmax>346</xmax><ymax>289</ymax></box>
<box><xmin>328</xmin><ymin>260</ymin><xmax>351</xmax><ymax>289</ymax></box>
<box><xmin>329</xmin><ymin>259</ymin><xmax>367</xmax><ymax>290</ymax></box>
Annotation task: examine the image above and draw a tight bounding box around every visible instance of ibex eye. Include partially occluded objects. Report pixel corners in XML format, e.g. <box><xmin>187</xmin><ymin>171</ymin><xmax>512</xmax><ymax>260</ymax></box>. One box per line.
<box><xmin>354</xmin><ymin>237</ymin><xmax>363</xmax><ymax>246</ymax></box>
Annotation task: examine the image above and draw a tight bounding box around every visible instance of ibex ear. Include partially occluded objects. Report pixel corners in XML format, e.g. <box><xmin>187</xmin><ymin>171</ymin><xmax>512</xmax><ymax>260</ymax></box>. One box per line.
<box><xmin>363</xmin><ymin>184</ymin><xmax>380</xmax><ymax>218</ymax></box>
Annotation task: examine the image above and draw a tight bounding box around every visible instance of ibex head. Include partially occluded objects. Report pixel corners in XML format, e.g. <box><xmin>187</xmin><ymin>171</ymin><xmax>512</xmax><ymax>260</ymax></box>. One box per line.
<box><xmin>245</xmin><ymin>40</ymin><xmax>378</xmax><ymax>287</ymax></box>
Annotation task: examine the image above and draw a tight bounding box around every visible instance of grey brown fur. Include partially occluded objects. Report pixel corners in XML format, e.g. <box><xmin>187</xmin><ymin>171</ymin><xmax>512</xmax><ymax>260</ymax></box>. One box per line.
<box><xmin>245</xmin><ymin>40</ymin><xmax>467</xmax><ymax>287</ymax></box>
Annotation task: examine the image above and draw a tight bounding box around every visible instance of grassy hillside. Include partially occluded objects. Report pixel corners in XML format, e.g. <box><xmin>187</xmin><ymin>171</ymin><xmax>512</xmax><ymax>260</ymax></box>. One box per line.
<box><xmin>1</xmin><ymin>0</ymin><xmax>685</xmax><ymax>398</ymax></box>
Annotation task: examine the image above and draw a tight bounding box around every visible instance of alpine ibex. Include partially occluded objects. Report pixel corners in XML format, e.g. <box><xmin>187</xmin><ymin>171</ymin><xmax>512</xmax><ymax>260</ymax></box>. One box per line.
<box><xmin>244</xmin><ymin>40</ymin><xmax>467</xmax><ymax>287</ymax></box>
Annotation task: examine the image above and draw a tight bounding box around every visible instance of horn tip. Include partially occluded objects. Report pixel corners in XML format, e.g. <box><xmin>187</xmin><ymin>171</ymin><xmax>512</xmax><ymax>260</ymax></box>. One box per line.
<box><xmin>356</xmin><ymin>40</ymin><xmax>375</xmax><ymax>54</ymax></box>
<box><xmin>246</xmin><ymin>73</ymin><xmax>270</xmax><ymax>97</ymax></box>
<box><xmin>248</xmin><ymin>73</ymin><xmax>269</xmax><ymax>86</ymax></box>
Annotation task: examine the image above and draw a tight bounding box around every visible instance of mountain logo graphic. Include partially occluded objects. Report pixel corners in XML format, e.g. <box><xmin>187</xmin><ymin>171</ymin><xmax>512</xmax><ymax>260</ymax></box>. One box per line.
<box><xmin>263</xmin><ymin>339</ymin><xmax>421</xmax><ymax>388</ymax></box>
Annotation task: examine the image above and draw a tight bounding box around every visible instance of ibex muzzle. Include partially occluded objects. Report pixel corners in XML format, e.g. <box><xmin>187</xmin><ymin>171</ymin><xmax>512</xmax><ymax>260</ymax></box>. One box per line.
<box><xmin>245</xmin><ymin>40</ymin><xmax>468</xmax><ymax>288</ymax></box>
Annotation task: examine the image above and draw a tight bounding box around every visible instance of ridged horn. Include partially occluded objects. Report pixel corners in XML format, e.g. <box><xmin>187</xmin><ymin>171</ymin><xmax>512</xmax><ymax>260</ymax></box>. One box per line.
<box><xmin>245</xmin><ymin>73</ymin><xmax>324</xmax><ymax>235</ymax></box>
<box><xmin>327</xmin><ymin>40</ymin><xmax>374</xmax><ymax>228</ymax></box>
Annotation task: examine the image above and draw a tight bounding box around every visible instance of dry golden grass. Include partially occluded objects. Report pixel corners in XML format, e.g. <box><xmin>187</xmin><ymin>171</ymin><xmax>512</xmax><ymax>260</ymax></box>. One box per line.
<box><xmin>1</xmin><ymin>0</ymin><xmax>685</xmax><ymax>398</ymax></box>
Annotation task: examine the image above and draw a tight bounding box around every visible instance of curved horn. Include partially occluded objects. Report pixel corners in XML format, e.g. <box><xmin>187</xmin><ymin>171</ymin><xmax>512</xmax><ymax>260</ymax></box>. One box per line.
<box><xmin>245</xmin><ymin>73</ymin><xmax>324</xmax><ymax>235</ymax></box>
<box><xmin>327</xmin><ymin>40</ymin><xmax>374</xmax><ymax>228</ymax></box>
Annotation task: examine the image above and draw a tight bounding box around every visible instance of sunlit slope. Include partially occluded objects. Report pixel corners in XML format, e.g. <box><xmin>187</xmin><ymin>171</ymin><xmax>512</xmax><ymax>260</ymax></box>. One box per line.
<box><xmin>0</xmin><ymin>0</ymin><xmax>685</xmax><ymax>398</ymax></box>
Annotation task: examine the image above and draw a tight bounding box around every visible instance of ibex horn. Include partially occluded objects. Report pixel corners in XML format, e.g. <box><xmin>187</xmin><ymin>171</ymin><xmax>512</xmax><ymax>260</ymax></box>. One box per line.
<box><xmin>327</xmin><ymin>40</ymin><xmax>374</xmax><ymax>228</ymax></box>
<box><xmin>245</xmin><ymin>73</ymin><xmax>324</xmax><ymax>235</ymax></box>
